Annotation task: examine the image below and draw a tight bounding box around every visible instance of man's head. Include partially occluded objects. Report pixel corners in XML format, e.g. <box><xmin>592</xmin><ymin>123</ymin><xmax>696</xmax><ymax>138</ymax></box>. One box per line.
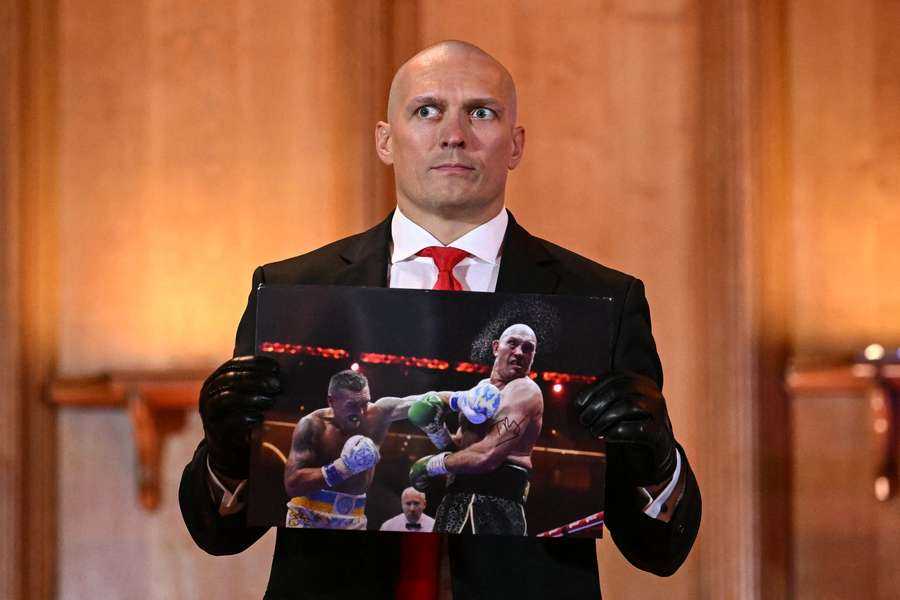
<box><xmin>400</xmin><ymin>486</ymin><xmax>426</xmax><ymax>523</ymax></box>
<box><xmin>492</xmin><ymin>323</ymin><xmax>537</xmax><ymax>382</ymax></box>
<box><xmin>375</xmin><ymin>40</ymin><xmax>525</xmax><ymax>226</ymax></box>
<box><xmin>327</xmin><ymin>370</ymin><xmax>370</xmax><ymax>433</ymax></box>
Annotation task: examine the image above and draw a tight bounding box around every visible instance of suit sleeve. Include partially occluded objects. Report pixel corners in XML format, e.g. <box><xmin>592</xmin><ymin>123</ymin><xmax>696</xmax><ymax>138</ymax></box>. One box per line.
<box><xmin>178</xmin><ymin>266</ymin><xmax>269</xmax><ymax>555</ymax></box>
<box><xmin>605</xmin><ymin>277</ymin><xmax>701</xmax><ymax>576</ymax></box>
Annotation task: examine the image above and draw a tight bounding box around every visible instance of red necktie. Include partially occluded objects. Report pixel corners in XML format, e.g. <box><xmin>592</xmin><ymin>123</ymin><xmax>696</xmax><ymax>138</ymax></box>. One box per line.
<box><xmin>395</xmin><ymin>247</ymin><xmax>470</xmax><ymax>600</ymax></box>
<box><xmin>417</xmin><ymin>246</ymin><xmax>471</xmax><ymax>291</ymax></box>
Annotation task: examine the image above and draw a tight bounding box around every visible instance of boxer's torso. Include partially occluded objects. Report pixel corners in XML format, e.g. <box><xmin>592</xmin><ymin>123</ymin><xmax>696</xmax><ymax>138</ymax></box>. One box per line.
<box><xmin>305</xmin><ymin>406</ymin><xmax>393</xmax><ymax>495</ymax></box>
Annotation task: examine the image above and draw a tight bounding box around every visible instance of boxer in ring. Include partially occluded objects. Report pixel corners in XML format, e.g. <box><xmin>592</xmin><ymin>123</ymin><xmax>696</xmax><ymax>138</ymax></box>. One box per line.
<box><xmin>409</xmin><ymin>324</ymin><xmax>544</xmax><ymax>535</ymax></box>
<box><xmin>284</xmin><ymin>369</ymin><xmax>501</xmax><ymax>529</ymax></box>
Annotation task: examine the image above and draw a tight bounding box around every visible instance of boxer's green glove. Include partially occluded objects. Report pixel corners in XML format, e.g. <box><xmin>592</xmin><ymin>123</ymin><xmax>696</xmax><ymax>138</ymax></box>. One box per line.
<box><xmin>408</xmin><ymin>393</ymin><xmax>453</xmax><ymax>449</ymax></box>
<box><xmin>409</xmin><ymin>452</ymin><xmax>450</xmax><ymax>492</ymax></box>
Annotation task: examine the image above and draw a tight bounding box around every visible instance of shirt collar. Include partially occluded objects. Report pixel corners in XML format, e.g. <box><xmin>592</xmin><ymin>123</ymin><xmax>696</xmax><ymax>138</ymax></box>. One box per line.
<box><xmin>390</xmin><ymin>206</ymin><xmax>508</xmax><ymax>265</ymax></box>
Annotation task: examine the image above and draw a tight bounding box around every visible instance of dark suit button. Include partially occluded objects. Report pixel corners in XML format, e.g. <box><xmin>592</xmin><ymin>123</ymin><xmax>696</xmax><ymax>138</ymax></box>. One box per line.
<box><xmin>676</xmin><ymin>523</ymin><xmax>685</xmax><ymax>535</ymax></box>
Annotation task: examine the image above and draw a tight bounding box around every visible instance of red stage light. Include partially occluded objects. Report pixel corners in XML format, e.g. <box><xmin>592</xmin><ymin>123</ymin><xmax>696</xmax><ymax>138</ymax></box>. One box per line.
<box><xmin>542</xmin><ymin>372</ymin><xmax>598</xmax><ymax>385</ymax></box>
<box><xmin>552</xmin><ymin>383</ymin><xmax>563</xmax><ymax>394</ymax></box>
<box><xmin>258</xmin><ymin>341</ymin><xmax>349</xmax><ymax>359</ymax></box>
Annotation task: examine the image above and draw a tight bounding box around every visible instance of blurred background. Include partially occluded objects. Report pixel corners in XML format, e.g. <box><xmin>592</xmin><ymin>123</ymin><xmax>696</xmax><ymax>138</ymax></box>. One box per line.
<box><xmin>2</xmin><ymin>0</ymin><xmax>899</xmax><ymax>598</ymax></box>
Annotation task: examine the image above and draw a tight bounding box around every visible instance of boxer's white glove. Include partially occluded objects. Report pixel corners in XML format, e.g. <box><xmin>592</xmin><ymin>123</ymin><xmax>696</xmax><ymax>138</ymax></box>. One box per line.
<box><xmin>321</xmin><ymin>435</ymin><xmax>380</xmax><ymax>487</ymax></box>
<box><xmin>450</xmin><ymin>382</ymin><xmax>501</xmax><ymax>424</ymax></box>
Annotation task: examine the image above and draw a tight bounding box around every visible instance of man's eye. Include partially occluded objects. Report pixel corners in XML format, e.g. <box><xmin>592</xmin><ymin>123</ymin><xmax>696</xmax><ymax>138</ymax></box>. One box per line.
<box><xmin>416</xmin><ymin>106</ymin><xmax>439</xmax><ymax>118</ymax></box>
<box><xmin>471</xmin><ymin>107</ymin><xmax>496</xmax><ymax>120</ymax></box>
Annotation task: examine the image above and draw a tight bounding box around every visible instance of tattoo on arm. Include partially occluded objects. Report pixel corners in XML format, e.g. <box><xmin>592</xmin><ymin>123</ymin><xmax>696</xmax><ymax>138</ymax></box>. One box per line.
<box><xmin>287</xmin><ymin>417</ymin><xmax>320</xmax><ymax>471</ymax></box>
<box><xmin>491</xmin><ymin>417</ymin><xmax>524</xmax><ymax>448</ymax></box>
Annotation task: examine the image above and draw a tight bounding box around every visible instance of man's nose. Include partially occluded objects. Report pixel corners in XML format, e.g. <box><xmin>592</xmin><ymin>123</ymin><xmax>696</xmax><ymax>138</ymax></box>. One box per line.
<box><xmin>440</xmin><ymin>113</ymin><xmax>467</xmax><ymax>149</ymax></box>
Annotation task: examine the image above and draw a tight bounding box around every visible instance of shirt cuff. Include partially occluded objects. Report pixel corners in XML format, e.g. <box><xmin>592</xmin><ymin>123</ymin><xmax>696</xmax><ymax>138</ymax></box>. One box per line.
<box><xmin>639</xmin><ymin>448</ymin><xmax>682</xmax><ymax>519</ymax></box>
<box><xmin>206</xmin><ymin>456</ymin><xmax>248</xmax><ymax>516</ymax></box>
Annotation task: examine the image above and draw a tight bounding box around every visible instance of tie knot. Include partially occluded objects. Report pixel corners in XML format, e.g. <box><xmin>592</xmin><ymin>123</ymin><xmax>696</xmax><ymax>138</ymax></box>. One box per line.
<box><xmin>416</xmin><ymin>246</ymin><xmax>470</xmax><ymax>272</ymax></box>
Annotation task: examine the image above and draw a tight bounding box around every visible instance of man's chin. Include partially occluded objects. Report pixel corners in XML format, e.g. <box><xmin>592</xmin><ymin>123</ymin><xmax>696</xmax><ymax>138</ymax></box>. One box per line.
<box><xmin>506</xmin><ymin>365</ymin><xmax>526</xmax><ymax>377</ymax></box>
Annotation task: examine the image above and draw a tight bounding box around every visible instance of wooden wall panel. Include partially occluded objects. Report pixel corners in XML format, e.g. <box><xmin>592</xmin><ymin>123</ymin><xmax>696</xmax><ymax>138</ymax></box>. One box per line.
<box><xmin>56</xmin><ymin>0</ymin><xmax>397</xmax><ymax>376</ymax></box>
<box><xmin>788</xmin><ymin>1</ymin><xmax>900</xmax><ymax>598</ymax></box>
<box><xmin>792</xmin><ymin>391</ymin><xmax>900</xmax><ymax>600</ymax></box>
<box><xmin>0</xmin><ymin>2</ymin><xmax>24</xmax><ymax>597</ymax></box>
<box><xmin>58</xmin><ymin>411</ymin><xmax>275</xmax><ymax>599</ymax></box>
<box><xmin>12</xmin><ymin>1</ymin><xmax>62</xmax><ymax>599</ymax></box>
<box><xmin>790</xmin><ymin>0</ymin><xmax>900</xmax><ymax>354</ymax></box>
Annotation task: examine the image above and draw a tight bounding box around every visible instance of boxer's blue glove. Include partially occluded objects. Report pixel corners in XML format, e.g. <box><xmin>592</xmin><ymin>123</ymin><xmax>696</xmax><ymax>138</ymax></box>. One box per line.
<box><xmin>450</xmin><ymin>382</ymin><xmax>501</xmax><ymax>424</ymax></box>
<box><xmin>322</xmin><ymin>435</ymin><xmax>380</xmax><ymax>487</ymax></box>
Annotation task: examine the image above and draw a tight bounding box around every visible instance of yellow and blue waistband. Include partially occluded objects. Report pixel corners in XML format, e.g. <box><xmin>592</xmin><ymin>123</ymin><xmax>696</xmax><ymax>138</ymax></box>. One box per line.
<box><xmin>289</xmin><ymin>489</ymin><xmax>367</xmax><ymax>517</ymax></box>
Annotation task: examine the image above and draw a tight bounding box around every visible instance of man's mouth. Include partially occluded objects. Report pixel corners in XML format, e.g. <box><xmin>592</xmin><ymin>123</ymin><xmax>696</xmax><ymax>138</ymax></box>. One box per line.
<box><xmin>431</xmin><ymin>162</ymin><xmax>475</xmax><ymax>174</ymax></box>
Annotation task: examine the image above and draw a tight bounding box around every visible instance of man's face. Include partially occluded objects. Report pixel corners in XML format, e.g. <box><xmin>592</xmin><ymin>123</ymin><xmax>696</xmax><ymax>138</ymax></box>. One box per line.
<box><xmin>328</xmin><ymin>386</ymin><xmax>370</xmax><ymax>432</ymax></box>
<box><xmin>376</xmin><ymin>49</ymin><xmax>524</xmax><ymax>219</ymax></box>
<box><xmin>401</xmin><ymin>490</ymin><xmax>425</xmax><ymax>522</ymax></box>
<box><xmin>492</xmin><ymin>328</ymin><xmax>537</xmax><ymax>382</ymax></box>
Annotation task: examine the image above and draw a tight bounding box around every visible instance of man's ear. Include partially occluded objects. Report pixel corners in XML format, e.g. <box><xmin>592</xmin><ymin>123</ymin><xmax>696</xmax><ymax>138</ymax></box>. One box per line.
<box><xmin>492</xmin><ymin>339</ymin><xmax>500</xmax><ymax>356</ymax></box>
<box><xmin>375</xmin><ymin>121</ymin><xmax>393</xmax><ymax>165</ymax></box>
<box><xmin>507</xmin><ymin>125</ymin><xmax>525</xmax><ymax>170</ymax></box>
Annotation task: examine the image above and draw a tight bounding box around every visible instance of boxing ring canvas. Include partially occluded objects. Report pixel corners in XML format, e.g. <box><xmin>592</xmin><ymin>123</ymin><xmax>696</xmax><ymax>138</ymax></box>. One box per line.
<box><xmin>248</xmin><ymin>285</ymin><xmax>609</xmax><ymax>539</ymax></box>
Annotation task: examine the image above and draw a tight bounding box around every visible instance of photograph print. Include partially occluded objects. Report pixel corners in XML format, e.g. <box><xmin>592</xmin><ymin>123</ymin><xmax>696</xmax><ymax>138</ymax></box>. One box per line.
<box><xmin>247</xmin><ymin>285</ymin><xmax>611</xmax><ymax>539</ymax></box>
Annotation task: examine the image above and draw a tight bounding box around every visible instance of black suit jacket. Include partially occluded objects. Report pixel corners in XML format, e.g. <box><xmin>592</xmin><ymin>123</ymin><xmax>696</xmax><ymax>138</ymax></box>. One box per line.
<box><xmin>179</xmin><ymin>211</ymin><xmax>701</xmax><ymax>600</ymax></box>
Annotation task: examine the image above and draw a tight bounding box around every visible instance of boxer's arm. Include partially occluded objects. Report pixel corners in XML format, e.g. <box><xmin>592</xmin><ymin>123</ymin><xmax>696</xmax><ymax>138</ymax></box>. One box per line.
<box><xmin>444</xmin><ymin>385</ymin><xmax>542</xmax><ymax>474</ymax></box>
<box><xmin>283</xmin><ymin>416</ymin><xmax>327</xmax><ymax>497</ymax></box>
<box><xmin>372</xmin><ymin>391</ymin><xmax>453</xmax><ymax>422</ymax></box>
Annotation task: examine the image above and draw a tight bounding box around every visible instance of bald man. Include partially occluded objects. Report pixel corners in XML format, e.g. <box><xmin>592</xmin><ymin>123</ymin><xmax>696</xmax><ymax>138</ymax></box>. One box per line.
<box><xmin>181</xmin><ymin>39</ymin><xmax>701</xmax><ymax>600</ymax></box>
<box><xmin>408</xmin><ymin>324</ymin><xmax>542</xmax><ymax>535</ymax></box>
<box><xmin>380</xmin><ymin>487</ymin><xmax>435</xmax><ymax>533</ymax></box>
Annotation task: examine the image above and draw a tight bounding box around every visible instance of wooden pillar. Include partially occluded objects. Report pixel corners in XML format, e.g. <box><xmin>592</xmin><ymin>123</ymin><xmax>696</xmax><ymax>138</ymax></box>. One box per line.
<box><xmin>0</xmin><ymin>0</ymin><xmax>60</xmax><ymax>599</ymax></box>
<box><xmin>697</xmin><ymin>1</ymin><xmax>791</xmax><ymax>598</ymax></box>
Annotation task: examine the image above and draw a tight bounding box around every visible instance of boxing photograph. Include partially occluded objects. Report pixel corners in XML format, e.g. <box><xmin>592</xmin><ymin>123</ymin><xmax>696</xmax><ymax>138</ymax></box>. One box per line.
<box><xmin>246</xmin><ymin>284</ymin><xmax>610</xmax><ymax>539</ymax></box>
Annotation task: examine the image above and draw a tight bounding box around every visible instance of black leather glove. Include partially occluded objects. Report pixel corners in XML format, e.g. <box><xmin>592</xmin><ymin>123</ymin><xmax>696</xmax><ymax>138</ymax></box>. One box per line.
<box><xmin>199</xmin><ymin>355</ymin><xmax>281</xmax><ymax>479</ymax></box>
<box><xmin>575</xmin><ymin>370</ymin><xmax>677</xmax><ymax>487</ymax></box>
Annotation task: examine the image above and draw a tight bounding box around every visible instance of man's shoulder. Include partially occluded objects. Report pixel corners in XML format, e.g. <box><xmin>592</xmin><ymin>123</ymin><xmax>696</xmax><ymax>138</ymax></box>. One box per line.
<box><xmin>534</xmin><ymin>235</ymin><xmax>637</xmax><ymax>291</ymax></box>
<box><xmin>256</xmin><ymin>216</ymin><xmax>390</xmax><ymax>285</ymax></box>
<box><xmin>258</xmin><ymin>230</ymin><xmax>369</xmax><ymax>284</ymax></box>
<box><xmin>503</xmin><ymin>375</ymin><xmax>542</xmax><ymax>398</ymax></box>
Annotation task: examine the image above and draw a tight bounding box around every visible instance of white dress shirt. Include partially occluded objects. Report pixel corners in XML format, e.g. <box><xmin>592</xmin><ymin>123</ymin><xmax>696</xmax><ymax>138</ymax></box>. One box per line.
<box><xmin>389</xmin><ymin>206</ymin><xmax>507</xmax><ymax>291</ymax></box>
<box><xmin>379</xmin><ymin>512</ymin><xmax>436</xmax><ymax>533</ymax></box>
<box><xmin>210</xmin><ymin>205</ymin><xmax>681</xmax><ymax>519</ymax></box>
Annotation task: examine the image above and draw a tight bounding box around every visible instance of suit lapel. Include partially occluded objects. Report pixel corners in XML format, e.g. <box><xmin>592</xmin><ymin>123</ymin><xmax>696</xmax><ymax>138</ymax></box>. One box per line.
<box><xmin>332</xmin><ymin>213</ymin><xmax>392</xmax><ymax>287</ymax></box>
<box><xmin>495</xmin><ymin>211</ymin><xmax>560</xmax><ymax>295</ymax></box>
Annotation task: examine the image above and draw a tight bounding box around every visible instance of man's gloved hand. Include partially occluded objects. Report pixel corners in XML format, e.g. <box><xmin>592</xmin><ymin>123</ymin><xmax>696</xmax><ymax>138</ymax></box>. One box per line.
<box><xmin>322</xmin><ymin>435</ymin><xmax>381</xmax><ymax>488</ymax></box>
<box><xmin>575</xmin><ymin>371</ymin><xmax>677</xmax><ymax>487</ymax></box>
<box><xmin>408</xmin><ymin>393</ymin><xmax>453</xmax><ymax>449</ymax></box>
<box><xmin>450</xmin><ymin>382</ymin><xmax>501</xmax><ymax>424</ymax></box>
<box><xmin>408</xmin><ymin>452</ymin><xmax>450</xmax><ymax>492</ymax></box>
<box><xmin>199</xmin><ymin>355</ymin><xmax>281</xmax><ymax>479</ymax></box>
